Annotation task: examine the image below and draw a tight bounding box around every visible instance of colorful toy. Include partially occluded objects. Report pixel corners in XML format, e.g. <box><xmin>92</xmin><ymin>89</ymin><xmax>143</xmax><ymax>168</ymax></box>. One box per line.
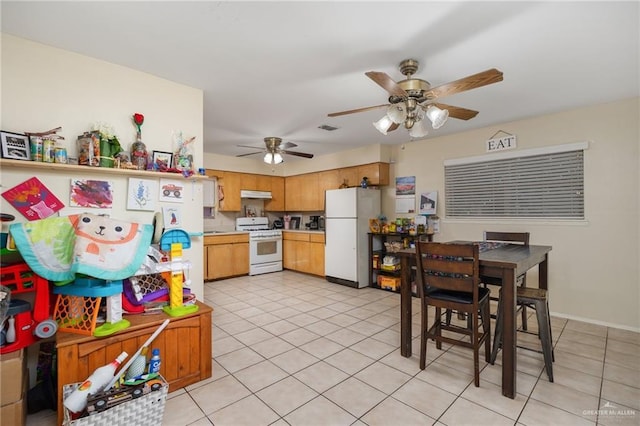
<box><xmin>159</xmin><ymin>229</ymin><xmax>198</xmax><ymax>317</ymax></box>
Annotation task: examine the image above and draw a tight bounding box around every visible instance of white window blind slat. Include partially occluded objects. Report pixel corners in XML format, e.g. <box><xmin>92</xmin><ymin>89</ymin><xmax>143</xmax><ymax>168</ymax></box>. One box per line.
<box><xmin>445</xmin><ymin>149</ymin><xmax>584</xmax><ymax>219</ymax></box>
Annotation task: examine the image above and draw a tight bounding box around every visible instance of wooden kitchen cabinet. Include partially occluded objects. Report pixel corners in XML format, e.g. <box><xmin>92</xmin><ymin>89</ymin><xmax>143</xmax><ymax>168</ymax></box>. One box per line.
<box><xmin>317</xmin><ymin>170</ymin><xmax>341</xmax><ymax>209</ymax></box>
<box><xmin>204</xmin><ymin>234</ymin><xmax>249</xmax><ymax>280</ymax></box>
<box><xmin>265</xmin><ymin>176</ymin><xmax>285</xmax><ymax>211</ymax></box>
<box><xmin>208</xmin><ymin>170</ymin><xmax>242</xmax><ymax>211</ymax></box>
<box><xmin>338</xmin><ymin>167</ymin><xmax>359</xmax><ymax>188</ymax></box>
<box><xmin>336</xmin><ymin>163</ymin><xmax>390</xmax><ymax>187</ymax></box>
<box><xmin>56</xmin><ymin>302</ymin><xmax>212</xmax><ymax>425</ymax></box>
<box><xmin>357</xmin><ymin>162</ymin><xmax>390</xmax><ymax>186</ymax></box>
<box><xmin>285</xmin><ymin>173</ymin><xmax>322</xmax><ymax>211</ymax></box>
<box><xmin>283</xmin><ymin>231</ymin><xmax>325</xmax><ymax>276</ymax></box>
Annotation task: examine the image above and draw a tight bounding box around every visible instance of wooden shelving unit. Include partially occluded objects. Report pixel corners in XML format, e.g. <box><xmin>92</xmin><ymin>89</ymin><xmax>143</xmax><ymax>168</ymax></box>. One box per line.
<box><xmin>368</xmin><ymin>232</ymin><xmax>433</xmax><ymax>294</ymax></box>
<box><xmin>0</xmin><ymin>158</ymin><xmax>210</xmax><ymax>180</ymax></box>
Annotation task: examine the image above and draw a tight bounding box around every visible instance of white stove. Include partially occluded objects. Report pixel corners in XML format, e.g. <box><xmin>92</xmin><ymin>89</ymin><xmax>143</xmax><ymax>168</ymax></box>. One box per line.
<box><xmin>236</xmin><ymin>217</ymin><xmax>283</xmax><ymax>275</ymax></box>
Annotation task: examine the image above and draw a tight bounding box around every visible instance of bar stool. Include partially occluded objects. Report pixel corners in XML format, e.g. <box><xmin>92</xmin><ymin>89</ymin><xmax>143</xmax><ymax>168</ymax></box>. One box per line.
<box><xmin>491</xmin><ymin>286</ymin><xmax>554</xmax><ymax>382</ymax></box>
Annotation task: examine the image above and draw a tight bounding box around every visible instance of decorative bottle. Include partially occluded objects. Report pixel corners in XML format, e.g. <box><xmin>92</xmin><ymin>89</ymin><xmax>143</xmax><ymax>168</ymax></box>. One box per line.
<box><xmin>5</xmin><ymin>316</ymin><xmax>16</xmax><ymax>343</ymax></box>
<box><xmin>64</xmin><ymin>351</ymin><xmax>128</xmax><ymax>413</ymax></box>
<box><xmin>131</xmin><ymin>131</ymin><xmax>148</xmax><ymax>171</ymax></box>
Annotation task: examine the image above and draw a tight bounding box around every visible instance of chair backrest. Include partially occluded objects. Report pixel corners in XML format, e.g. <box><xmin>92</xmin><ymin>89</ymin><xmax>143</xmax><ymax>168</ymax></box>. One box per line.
<box><xmin>415</xmin><ymin>241</ymin><xmax>480</xmax><ymax>301</ymax></box>
<box><xmin>484</xmin><ymin>231</ymin><xmax>530</xmax><ymax>246</ymax></box>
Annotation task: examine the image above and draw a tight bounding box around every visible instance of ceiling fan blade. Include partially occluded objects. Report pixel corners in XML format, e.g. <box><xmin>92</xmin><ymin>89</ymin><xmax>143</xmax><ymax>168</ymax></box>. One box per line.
<box><xmin>424</xmin><ymin>68</ymin><xmax>504</xmax><ymax>100</ymax></box>
<box><xmin>328</xmin><ymin>104</ymin><xmax>389</xmax><ymax>117</ymax></box>
<box><xmin>432</xmin><ymin>103</ymin><xmax>479</xmax><ymax>120</ymax></box>
<box><xmin>365</xmin><ymin>71</ymin><xmax>408</xmax><ymax>97</ymax></box>
<box><xmin>388</xmin><ymin>122</ymin><xmax>400</xmax><ymax>132</ymax></box>
<box><xmin>281</xmin><ymin>150</ymin><xmax>314</xmax><ymax>159</ymax></box>
<box><xmin>236</xmin><ymin>151</ymin><xmax>263</xmax><ymax>157</ymax></box>
<box><xmin>279</xmin><ymin>141</ymin><xmax>297</xmax><ymax>149</ymax></box>
<box><xmin>237</xmin><ymin>144</ymin><xmax>263</xmax><ymax>150</ymax></box>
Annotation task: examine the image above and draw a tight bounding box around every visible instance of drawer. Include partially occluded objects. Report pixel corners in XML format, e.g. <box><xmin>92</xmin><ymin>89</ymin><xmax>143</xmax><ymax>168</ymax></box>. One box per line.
<box><xmin>204</xmin><ymin>234</ymin><xmax>249</xmax><ymax>245</ymax></box>
<box><xmin>309</xmin><ymin>233</ymin><xmax>325</xmax><ymax>244</ymax></box>
<box><xmin>283</xmin><ymin>232</ymin><xmax>309</xmax><ymax>242</ymax></box>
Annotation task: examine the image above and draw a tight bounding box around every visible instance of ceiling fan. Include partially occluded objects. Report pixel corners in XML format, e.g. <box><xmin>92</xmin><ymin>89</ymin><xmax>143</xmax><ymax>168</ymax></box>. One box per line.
<box><xmin>237</xmin><ymin>137</ymin><xmax>314</xmax><ymax>164</ymax></box>
<box><xmin>328</xmin><ymin>59</ymin><xmax>503</xmax><ymax>138</ymax></box>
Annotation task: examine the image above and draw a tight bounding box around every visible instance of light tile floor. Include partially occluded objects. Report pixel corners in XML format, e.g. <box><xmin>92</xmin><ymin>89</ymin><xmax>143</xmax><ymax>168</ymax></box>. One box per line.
<box><xmin>28</xmin><ymin>271</ymin><xmax>639</xmax><ymax>426</ymax></box>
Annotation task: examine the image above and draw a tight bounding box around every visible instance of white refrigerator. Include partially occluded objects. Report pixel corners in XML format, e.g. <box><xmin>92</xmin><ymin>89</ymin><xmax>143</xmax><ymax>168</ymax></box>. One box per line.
<box><xmin>325</xmin><ymin>187</ymin><xmax>381</xmax><ymax>288</ymax></box>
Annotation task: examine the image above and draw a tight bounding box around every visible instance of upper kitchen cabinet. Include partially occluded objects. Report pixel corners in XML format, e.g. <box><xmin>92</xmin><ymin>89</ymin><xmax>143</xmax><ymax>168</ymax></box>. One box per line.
<box><xmin>265</xmin><ymin>176</ymin><xmax>285</xmax><ymax>211</ymax></box>
<box><xmin>338</xmin><ymin>167</ymin><xmax>359</xmax><ymax>188</ymax></box>
<box><xmin>285</xmin><ymin>173</ymin><xmax>321</xmax><ymax>211</ymax></box>
<box><xmin>336</xmin><ymin>163</ymin><xmax>389</xmax><ymax>187</ymax></box>
<box><xmin>208</xmin><ymin>169</ymin><xmax>242</xmax><ymax>211</ymax></box>
<box><xmin>357</xmin><ymin>163</ymin><xmax>389</xmax><ymax>186</ymax></box>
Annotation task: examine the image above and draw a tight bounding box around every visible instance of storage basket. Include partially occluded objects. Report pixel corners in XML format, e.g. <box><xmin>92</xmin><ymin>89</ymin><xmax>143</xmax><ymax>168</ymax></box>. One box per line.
<box><xmin>62</xmin><ymin>377</ymin><xmax>167</xmax><ymax>426</ymax></box>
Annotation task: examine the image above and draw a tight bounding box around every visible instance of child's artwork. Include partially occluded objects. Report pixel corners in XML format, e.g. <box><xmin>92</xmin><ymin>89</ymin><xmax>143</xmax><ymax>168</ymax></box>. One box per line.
<box><xmin>159</xmin><ymin>178</ymin><xmax>184</xmax><ymax>203</ymax></box>
<box><xmin>70</xmin><ymin>179</ymin><xmax>114</xmax><ymax>209</ymax></box>
<box><xmin>162</xmin><ymin>205</ymin><xmax>182</xmax><ymax>229</ymax></box>
<box><xmin>127</xmin><ymin>178</ymin><xmax>157</xmax><ymax>211</ymax></box>
<box><xmin>1</xmin><ymin>177</ymin><xmax>65</xmax><ymax>220</ymax></box>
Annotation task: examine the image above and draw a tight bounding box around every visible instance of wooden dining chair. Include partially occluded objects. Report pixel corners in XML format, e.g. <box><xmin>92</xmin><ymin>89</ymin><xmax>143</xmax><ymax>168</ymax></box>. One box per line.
<box><xmin>481</xmin><ymin>231</ymin><xmax>530</xmax><ymax>329</ymax></box>
<box><xmin>415</xmin><ymin>241</ymin><xmax>491</xmax><ymax>387</ymax></box>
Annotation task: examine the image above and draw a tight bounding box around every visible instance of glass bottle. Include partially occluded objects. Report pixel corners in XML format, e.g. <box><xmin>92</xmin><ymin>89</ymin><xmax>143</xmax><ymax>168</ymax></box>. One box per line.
<box><xmin>131</xmin><ymin>131</ymin><xmax>147</xmax><ymax>171</ymax></box>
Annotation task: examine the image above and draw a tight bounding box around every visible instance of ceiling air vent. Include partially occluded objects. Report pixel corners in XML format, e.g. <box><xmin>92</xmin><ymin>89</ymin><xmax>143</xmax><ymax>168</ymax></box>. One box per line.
<box><xmin>318</xmin><ymin>124</ymin><xmax>339</xmax><ymax>131</ymax></box>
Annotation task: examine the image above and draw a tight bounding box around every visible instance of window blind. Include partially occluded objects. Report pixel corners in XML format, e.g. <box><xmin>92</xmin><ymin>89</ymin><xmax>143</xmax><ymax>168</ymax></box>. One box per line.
<box><xmin>445</xmin><ymin>147</ymin><xmax>585</xmax><ymax>219</ymax></box>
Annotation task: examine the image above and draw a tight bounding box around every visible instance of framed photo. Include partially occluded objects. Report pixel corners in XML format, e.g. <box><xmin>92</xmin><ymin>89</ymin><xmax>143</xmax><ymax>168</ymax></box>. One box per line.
<box><xmin>1</xmin><ymin>131</ymin><xmax>31</xmax><ymax>160</ymax></box>
<box><xmin>152</xmin><ymin>150</ymin><xmax>173</xmax><ymax>171</ymax></box>
<box><xmin>419</xmin><ymin>191</ymin><xmax>438</xmax><ymax>215</ymax></box>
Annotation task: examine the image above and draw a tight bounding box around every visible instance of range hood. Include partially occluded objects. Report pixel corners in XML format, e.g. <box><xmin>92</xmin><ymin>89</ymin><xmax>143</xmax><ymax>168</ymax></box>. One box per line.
<box><xmin>240</xmin><ymin>190</ymin><xmax>272</xmax><ymax>199</ymax></box>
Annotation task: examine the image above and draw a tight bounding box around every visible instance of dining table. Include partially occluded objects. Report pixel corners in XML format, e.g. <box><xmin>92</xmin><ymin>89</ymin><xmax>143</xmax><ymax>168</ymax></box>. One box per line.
<box><xmin>397</xmin><ymin>241</ymin><xmax>552</xmax><ymax>399</ymax></box>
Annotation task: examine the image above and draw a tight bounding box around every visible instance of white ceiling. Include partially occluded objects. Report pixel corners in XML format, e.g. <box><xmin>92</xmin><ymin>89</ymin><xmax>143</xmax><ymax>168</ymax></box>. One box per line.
<box><xmin>2</xmin><ymin>1</ymin><xmax>638</xmax><ymax>161</ymax></box>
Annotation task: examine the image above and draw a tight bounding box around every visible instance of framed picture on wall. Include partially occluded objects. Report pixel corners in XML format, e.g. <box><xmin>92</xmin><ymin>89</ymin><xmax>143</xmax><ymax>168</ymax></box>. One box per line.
<box><xmin>1</xmin><ymin>131</ymin><xmax>31</xmax><ymax>160</ymax></box>
<box><xmin>152</xmin><ymin>150</ymin><xmax>173</xmax><ymax>171</ymax></box>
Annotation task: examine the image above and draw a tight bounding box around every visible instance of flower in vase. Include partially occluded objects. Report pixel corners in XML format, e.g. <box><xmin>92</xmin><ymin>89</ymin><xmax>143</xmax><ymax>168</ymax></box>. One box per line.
<box><xmin>133</xmin><ymin>113</ymin><xmax>144</xmax><ymax>133</ymax></box>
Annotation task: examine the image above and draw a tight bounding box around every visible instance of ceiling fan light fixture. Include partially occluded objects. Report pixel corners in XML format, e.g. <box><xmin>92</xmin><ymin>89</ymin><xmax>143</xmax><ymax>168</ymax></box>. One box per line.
<box><xmin>263</xmin><ymin>152</ymin><xmax>284</xmax><ymax>164</ymax></box>
<box><xmin>386</xmin><ymin>103</ymin><xmax>407</xmax><ymax>124</ymax></box>
<box><xmin>373</xmin><ymin>115</ymin><xmax>394</xmax><ymax>135</ymax></box>
<box><xmin>409</xmin><ymin>117</ymin><xmax>429</xmax><ymax>138</ymax></box>
<box><xmin>426</xmin><ymin>105</ymin><xmax>449</xmax><ymax>129</ymax></box>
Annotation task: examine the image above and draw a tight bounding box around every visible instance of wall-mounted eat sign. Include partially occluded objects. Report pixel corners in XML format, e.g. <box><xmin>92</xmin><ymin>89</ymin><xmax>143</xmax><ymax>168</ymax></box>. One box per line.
<box><xmin>486</xmin><ymin>132</ymin><xmax>517</xmax><ymax>152</ymax></box>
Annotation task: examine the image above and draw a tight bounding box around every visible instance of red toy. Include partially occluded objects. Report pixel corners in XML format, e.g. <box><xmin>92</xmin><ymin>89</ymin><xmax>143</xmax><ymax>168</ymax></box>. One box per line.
<box><xmin>0</xmin><ymin>263</ymin><xmax>57</xmax><ymax>354</ymax></box>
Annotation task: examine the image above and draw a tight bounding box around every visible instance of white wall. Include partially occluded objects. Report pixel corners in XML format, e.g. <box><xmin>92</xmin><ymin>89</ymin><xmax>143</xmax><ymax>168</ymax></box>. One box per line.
<box><xmin>387</xmin><ymin>98</ymin><xmax>639</xmax><ymax>330</ymax></box>
<box><xmin>1</xmin><ymin>34</ymin><xmax>205</xmax><ymax>299</ymax></box>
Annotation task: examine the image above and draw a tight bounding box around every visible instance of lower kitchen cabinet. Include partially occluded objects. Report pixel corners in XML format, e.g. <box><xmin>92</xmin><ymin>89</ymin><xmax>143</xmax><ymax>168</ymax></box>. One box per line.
<box><xmin>283</xmin><ymin>231</ymin><xmax>325</xmax><ymax>276</ymax></box>
<box><xmin>204</xmin><ymin>234</ymin><xmax>249</xmax><ymax>280</ymax></box>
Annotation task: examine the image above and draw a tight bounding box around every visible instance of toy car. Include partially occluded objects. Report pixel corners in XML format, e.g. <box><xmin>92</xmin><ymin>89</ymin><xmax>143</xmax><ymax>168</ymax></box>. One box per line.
<box><xmin>162</xmin><ymin>184</ymin><xmax>182</xmax><ymax>198</ymax></box>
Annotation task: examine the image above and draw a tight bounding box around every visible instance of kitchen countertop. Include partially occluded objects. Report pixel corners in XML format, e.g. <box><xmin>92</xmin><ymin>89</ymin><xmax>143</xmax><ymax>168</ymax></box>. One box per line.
<box><xmin>203</xmin><ymin>230</ymin><xmax>249</xmax><ymax>235</ymax></box>
<box><xmin>282</xmin><ymin>229</ymin><xmax>325</xmax><ymax>234</ymax></box>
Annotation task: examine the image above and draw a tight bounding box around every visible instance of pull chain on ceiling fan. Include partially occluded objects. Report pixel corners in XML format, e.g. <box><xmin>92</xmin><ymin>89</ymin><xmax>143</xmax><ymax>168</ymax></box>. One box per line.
<box><xmin>328</xmin><ymin>59</ymin><xmax>503</xmax><ymax>138</ymax></box>
<box><xmin>237</xmin><ymin>137</ymin><xmax>314</xmax><ymax>164</ymax></box>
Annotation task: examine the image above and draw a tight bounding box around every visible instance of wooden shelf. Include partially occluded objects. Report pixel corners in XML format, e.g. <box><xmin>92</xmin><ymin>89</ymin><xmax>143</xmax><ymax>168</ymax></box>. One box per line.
<box><xmin>0</xmin><ymin>158</ymin><xmax>210</xmax><ymax>180</ymax></box>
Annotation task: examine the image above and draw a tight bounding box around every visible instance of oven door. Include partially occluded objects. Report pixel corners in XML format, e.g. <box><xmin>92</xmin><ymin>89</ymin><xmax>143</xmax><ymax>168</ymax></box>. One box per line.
<box><xmin>249</xmin><ymin>236</ymin><xmax>283</xmax><ymax>275</ymax></box>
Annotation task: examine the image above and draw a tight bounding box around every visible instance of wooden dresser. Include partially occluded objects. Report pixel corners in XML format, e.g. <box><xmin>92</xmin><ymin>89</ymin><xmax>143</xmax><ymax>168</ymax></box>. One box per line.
<box><xmin>56</xmin><ymin>301</ymin><xmax>212</xmax><ymax>424</ymax></box>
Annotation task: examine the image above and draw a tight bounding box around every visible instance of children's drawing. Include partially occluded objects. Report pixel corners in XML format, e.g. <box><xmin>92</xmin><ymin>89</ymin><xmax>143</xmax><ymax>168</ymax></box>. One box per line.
<box><xmin>127</xmin><ymin>178</ymin><xmax>157</xmax><ymax>211</ymax></box>
<box><xmin>1</xmin><ymin>176</ymin><xmax>65</xmax><ymax>220</ymax></box>
<box><xmin>162</xmin><ymin>205</ymin><xmax>182</xmax><ymax>229</ymax></box>
<box><xmin>159</xmin><ymin>178</ymin><xmax>184</xmax><ymax>203</ymax></box>
<box><xmin>70</xmin><ymin>179</ymin><xmax>114</xmax><ymax>208</ymax></box>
